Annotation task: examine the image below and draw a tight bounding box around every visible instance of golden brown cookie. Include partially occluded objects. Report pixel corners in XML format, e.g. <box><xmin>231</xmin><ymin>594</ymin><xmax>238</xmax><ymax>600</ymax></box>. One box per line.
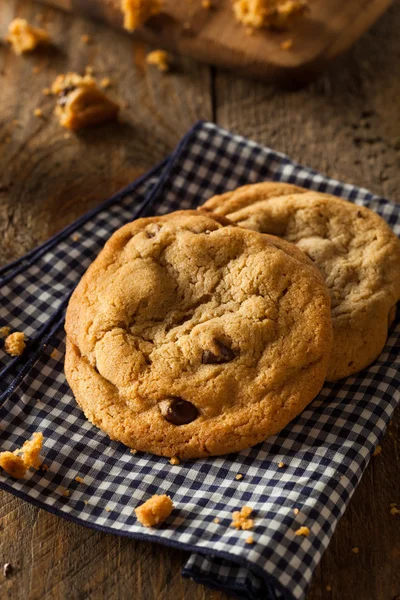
<box><xmin>65</xmin><ymin>210</ymin><xmax>332</xmax><ymax>458</ymax></box>
<box><xmin>202</xmin><ymin>184</ymin><xmax>400</xmax><ymax>380</ymax></box>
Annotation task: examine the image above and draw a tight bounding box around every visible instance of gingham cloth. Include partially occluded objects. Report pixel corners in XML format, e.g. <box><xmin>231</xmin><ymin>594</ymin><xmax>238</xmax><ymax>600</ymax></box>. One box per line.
<box><xmin>1</xmin><ymin>122</ymin><xmax>399</xmax><ymax>600</ymax></box>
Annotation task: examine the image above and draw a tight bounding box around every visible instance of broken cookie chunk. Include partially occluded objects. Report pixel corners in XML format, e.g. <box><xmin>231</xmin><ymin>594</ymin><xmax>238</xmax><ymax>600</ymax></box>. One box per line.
<box><xmin>51</xmin><ymin>72</ymin><xmax>119</xmax><ymax>131</ymax></box>
<box><xmin>121</xmin><ymin>0</ymin><xmax>162</xmax><ymax>32</ymax></box>
<box><xmin>4</xmin><ymin>331</ymin><xmax>26</xmax><ymax>356</ymax></box>
<box><xmin>135</xmin><ymin>494</ymin><xmax>173</xmax><ymax>527</ymax></box>
<box><xmin>7</xmin><ymin>18</ymin><xmax>50</xmax><ymax>55</ymax></box>
<box><xmin>0</xmin><ymin>432</ymin><xmax>43</xmax><ymax>479</ymax></box>
<box><xmin>233</xmin><ymin>0</ymin><xmax>307</xmax><ymax>29</ymax></box>
<box><xmin>231</xmin><ymin>506</ymin><xmax>254</xmax><ymax>530</ymax></box>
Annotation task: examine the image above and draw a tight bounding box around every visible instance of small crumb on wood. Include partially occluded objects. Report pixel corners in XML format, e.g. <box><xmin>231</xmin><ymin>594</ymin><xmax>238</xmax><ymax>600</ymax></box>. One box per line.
<box><xmin>121</xmin><ymin>0</ymin><xmax>161</xmax><ymax>32</ymax></box>
<box><xmin>232</xmin><ymin>506</ymin><xmax>254</xmax><ymax>530</ymax></box>
<box><xmin>169</xmin><ymin>456</ymin><xmax>180</xmax><ymax>465</ymax></box>
<box><xmin>373</xmin><ymin>445</ymin><xmax>382</xmax><ymax>456</ymax></box>
<box><xmin>4</xmin><ymin>331</ymin><xmax>26</xmax><ymax>356</ymax></box>
<box><xmin>295</xmin><ymin>526</ymin><xmax>310</xmax><ymax>537</ymax></box>
<box><xmin>100</xmin><ymin>77</ymin><xmax>112</xmax><ymax>89</ymax></box>
<box><xmin>81</xmin><ymin>34</ymin><xmax>91</xmax><ymax>44</ymax></box>
<box><xmin>7</xmin><ymin>18</ymin><xmax>50</xmax><ymax>55</ymax></box>
<box><xmin>202</xmin><ymin>0</ymin><xmax>212</xmax><ymax>8</ymax></box>
<box><xmin>326</xmin><ymin>584</ymin><xmax>332</xmax><ymax>592</ymax></box>
<box><xmin>135</xmin><ymin>494</ymin><xmax>173</xmax><ymax>527</ymax></box>
<box><xmin>390</xmin><ymin>506</ymin><xmax>400</xmax><ymax>516</ymax></box>
<box><xmin>352</xmin><ymin>547</ymin><xmax>359</xmax><ymax>554</ymax></box>
<box><xmin>235</xmin><ymin>473</ymin><xmax>243</xmax><ymax>480</ymax></box>
<box><xmin>146</xmin><ymin>50</ymin><xmax>169</xmax><ymax>72</ymax></box>
<box><xmin>33</xmin><ymin>108</ymin><xmax>43</xmax><ymax>118</ymax></box>
<box><xmin>245</xmin><ymin>535</ymin><xmax>254</xmax><ymax>544</ymax></box>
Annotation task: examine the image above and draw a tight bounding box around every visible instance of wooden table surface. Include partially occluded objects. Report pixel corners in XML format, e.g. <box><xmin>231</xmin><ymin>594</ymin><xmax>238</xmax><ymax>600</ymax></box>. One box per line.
<box><xmin>1</xmin><ymin>1</ymin><xmax>399</xmax><ymax>599</ymax></box>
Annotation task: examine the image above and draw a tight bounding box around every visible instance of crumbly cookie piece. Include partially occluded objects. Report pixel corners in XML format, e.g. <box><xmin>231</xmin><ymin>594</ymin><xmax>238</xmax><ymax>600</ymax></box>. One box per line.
<box><xmin>0</xmin><ymin>432</ymin><xmax>43</xmax><ymax>479</ymax></box>
<box><xmin>121</xmin><ymin>0</ymin><xmax>162</xmax><ymax>31</ymax></box>
<box><xmin>146</xmin><ymin>50</ymin><xmax>169</xmax><ymax>72</ymax></box>
<box><xmin>0</xmin><ymin>326</ymin><xmax>11</xmax><ymax>339</ymax></box>
<box><xmin>65</xmin><ymin>210</ymin><xmax>332</xmax><ymax>458</ymax></box>
<box><xmin>50</xmin><ymin>72</ymin><xmax>119</xmax><ymax>131</ymax></box>
<box><xmin>202</xmin><ymin>183</ymin><xmax>400</xmax><ymax>380</ymax></box>
<box><xmin>232</xmin><ymin>0</ymin><xmax>307</xmax><ymax>29</ymax></box>
<box><xmin>135</xmin><ymin>494</ymin><xmax>173</xmax><ymax>526</ymax></box>
<box><xmin>7</xmin><ymin>18</ymin><xmax>50</xmax><ymax>55</ymax></box>
<box><xmin>4</xmin><ymin>332</ymin><xmax>26</xmax><ymax>356</ymax></box>
<box><xmin>231</xmin><ymin>506</ymin><xmax>254</xmax><ymax>530</ymax></box>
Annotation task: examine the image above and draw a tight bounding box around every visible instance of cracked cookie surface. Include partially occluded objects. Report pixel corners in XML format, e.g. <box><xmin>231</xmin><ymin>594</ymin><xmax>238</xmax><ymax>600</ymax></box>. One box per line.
<box><xmin>65</xmin><ymin>210</ymin><xmax>332</xmax><ymax>458</ymax></box>
<box><xmin>202</xmin><ymin>183</ymin><xmax>400</xmax><ymax>380</ymax></box>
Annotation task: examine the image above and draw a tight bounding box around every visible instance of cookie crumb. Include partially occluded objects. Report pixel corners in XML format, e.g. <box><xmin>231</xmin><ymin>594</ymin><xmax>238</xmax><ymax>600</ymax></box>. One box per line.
<box><xmin>32</xmin><ymin>65</ymin><xmax>40</xmax><ymax>74</ymax></box>
<box><xmin>84</xmin><ymin>500</ymin><xmax>88</xmax><ymax>504</ymax></box>
<box><xmin>278</xmin><ymin>461</ymin><xmax>286</xmax><ymax>468</ymax></box>
<box><xmin>0</xmin><ymin>432</ymin><xmax>43</xmax><ymax>479</ymax></box>
<box><xmin>60</xmin><ymin>487</ymin><xmax>70</xmax><ymax>497</ymax></box>
<box><xmin>135</xmin><ymin>494</ymin><xmax>173</xmax><ymax>527</ymax></box>
<box><xmin>51</xmin><ymin>72</ymin><xmax>119</xmax><ymax>131</ymax></box>
<box><xmin>130</xmin><ymin>449</ymin><xmax>137</xmax><ymax>455</ymax></box>
<box><xmin>245</xmin><ymin>535</ymin><xmax>254</xmax><ymax>544</ymax></box>
<box><xmin>390</xmin><ymin>506</ymin><xmax>400</xmax><ymax>516</ymax></box>
<box><xmin>4</xmin><ymin>332</ymin><xmax>26</xmax><ymax>356</ymax></box>
<box><xmin>295</xmin><ymin>526</ymin><xmax>310</xmax><ymax>536</ymax></box>
<box><xmin>280</xmin><ymin>39</ymin><xmax>293</xmax><ymax>50</ymax></box>
<box><xmin>326</xmin><ymin>584</ymin><xmax>332</xmax><ymax>592</ymax></box>
<box><xmin>390</xmin><ymin>502</ymin><xmax>397</xmax><ymax>508</ymax></box>
<box><xmin>50</xmin><ymin>349</ymin><xmax>59</xmax><ymax>360</ymax></box>
<box><xmin>373</xmin><ymin>445</ymin><xmax>382</xmax><ymax>456</ymax></box>
<box><xmin>121</xmin><ymin>0</ymin><xmax>162</xmax><ymax>31</ymax></box>
<box><xmin>352</xmin><ymin>547</ymin><xmax>359</xmax><ymax>554</ymax></box>
<box><xmin>100</xmin><ymin>77</ymin><xmax>112</xmax><ymax>89</ymax></box>
<box><xmin>33</xmin><ymin>108</ymin><xmax>43</xmax><ymax>118</ymax></box>
<box><xmin>235</xmin><ymin>473</ymin><xmax>243</xmax><ymax>480</ymax></box>
<box><xmin>0</xmin><ymin>326</ymin><xmax>10</xmax><ymax>338</ymax></box>
<box><xmin>81</xmin><ymin>34</ymin><xmax>91</xmax><ymax>44</ymax></box>
<box><xmin>232</xmin><ymin>506</ymin><xmax>254</xmax><ymax>530</ymax></box>
<box><xmin>293</xmin><ymin>508</ymin><xmax>299</xmax><ymax>515</ymax></box>
<box><xmin>105</xmin><ymin>506</ymin><xmax>111</xmax><ymax>512</ymax></box>
<box><xmin>169</xmin><ymin>456</ymin><xmax>180</xmax><ymax>465</ymax></box>
<box><xmin>75</xmin><ymin>476</ymin><xmax>85</xmax><ymax>484</ymax></box>
<box><xmin>213</xmin><ymin>517</ymin><xmax>220</xmax><ymax>524</ymax></box>
<box><xmin>232</xmin><ymin>0</ymin><xmax>307</xmax><ymax>29</ymax></box>
<box><xmin>202</xmin><ymin>0</ymin><xmax>212</xmax><ymax>7</ymax></box>
<box><xmin>6</xmin><ymin>18</ymin><xmax>50</xmax><ymax>54</ymax></box>
<box><xmin>146</xmin><ymin>50</ymin><xmax>169</xmax><ymax>72</ymax></box>
<box><xmin>3</xmin><ymin>563</ymin><xmax>12</xmax><ymax>577</ymax></box>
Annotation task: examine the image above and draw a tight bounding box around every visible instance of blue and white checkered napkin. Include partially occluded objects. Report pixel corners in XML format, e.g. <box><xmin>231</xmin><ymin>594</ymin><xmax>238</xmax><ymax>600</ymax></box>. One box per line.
<box><xmin>1</xmin><ymin>122</ymin><xmax>399</xmax><ymax>600</ymax></box>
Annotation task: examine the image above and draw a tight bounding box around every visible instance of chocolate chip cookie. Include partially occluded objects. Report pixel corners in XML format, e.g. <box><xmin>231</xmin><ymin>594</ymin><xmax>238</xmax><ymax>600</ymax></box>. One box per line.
<box><xmin>65</xmin><ymin>210</ymin><xmax>332</xmax><ymax>458</ymax></box>
<box><xmin>202</xmin><ymin>183</ymin><xmax>400</xmax><ymax>380</ymax></box>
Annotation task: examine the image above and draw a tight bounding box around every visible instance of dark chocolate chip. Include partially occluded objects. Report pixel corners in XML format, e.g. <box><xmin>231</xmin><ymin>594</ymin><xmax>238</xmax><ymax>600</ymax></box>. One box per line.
<box><xmin>159</xmin><ymin>397</ymin><xmax>198</xmax><ymax>425</ymax></box>
<box><xmin>57</xmin><ymin>86</ymin><xmax>76</xmax><ymax>106</ymax></box>
<box><xmin>202</xmin><ymin>339</ymin><xmax>235</xmax><ymax>364</ymax></box>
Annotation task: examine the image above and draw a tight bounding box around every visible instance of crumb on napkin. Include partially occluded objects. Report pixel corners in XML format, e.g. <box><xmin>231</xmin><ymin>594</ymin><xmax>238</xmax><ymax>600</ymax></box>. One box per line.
<box><xmin>4</xmin><ymin>331</ymin><xmax>26</xmax><ymax>357</ymax></box>
<box><xmin>231</xmin><ymin>506</ymin><xmax>254</xmax><ymax>530</ymax></box>
<box><xmin>135</xmin><ymin>494</ymin><xmax>174</xmax><ymax>527</ymax></box>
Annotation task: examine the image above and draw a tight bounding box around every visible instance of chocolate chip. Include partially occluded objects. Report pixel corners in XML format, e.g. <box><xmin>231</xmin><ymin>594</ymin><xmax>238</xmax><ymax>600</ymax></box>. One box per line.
<box><xmin>57</xmin><ymin>86</ymin><xmax>76</xmax><ymax>106</ymax></box>
<box><xmin>202</xmin><ymin>339</ymin><xmax>235</xmax><ymax>364</ymax></box>
<box><xmin>159</xmin><ymin>397</ymin><xmax>198</xmax><ymax>425</ymax></box>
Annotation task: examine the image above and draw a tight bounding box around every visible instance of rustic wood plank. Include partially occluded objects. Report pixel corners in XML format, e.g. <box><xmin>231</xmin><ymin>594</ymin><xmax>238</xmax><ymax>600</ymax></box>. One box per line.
<box><xmin>0</xmin><ymin>0</ymin><xmax>212</xmax><ymax>265</ymax></box>
<box><xmin>214</xmin><ymin>3</ymin><xmax>400</xmax><ymax>599</ymax></box>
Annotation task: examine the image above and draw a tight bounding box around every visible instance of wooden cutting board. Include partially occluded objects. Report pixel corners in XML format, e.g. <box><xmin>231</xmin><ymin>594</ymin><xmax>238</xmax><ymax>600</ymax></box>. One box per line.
<box><xmin>37</xmin><ymin>0</ymin><xmax>392</xmax><ymax>83</ymax></box>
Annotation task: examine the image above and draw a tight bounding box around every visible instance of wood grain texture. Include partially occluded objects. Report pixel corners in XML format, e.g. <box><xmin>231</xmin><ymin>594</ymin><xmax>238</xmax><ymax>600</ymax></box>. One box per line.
<box><xmin>0</xmin><ymin>1</ymin><xmax>399</xmax><ymax>599</ymax></box>
<box><xmin>37</xmin><ymin>0</ymin><xmax>393</xmax><ymax>84</ymax></box>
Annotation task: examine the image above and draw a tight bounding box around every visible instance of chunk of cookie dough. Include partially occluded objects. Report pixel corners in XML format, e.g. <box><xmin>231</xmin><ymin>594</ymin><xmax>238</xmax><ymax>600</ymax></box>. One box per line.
<box><xmin>51</xmin><ymin>72</ymin><xmax>119</xmax><ymax>131</ymax></box>
<box><xmin>7</xmin><ymin>18</ymin><xmax>50</xmax><ymax>55</ymax></box>
<box><xmin>202</xmin><ymin>183</ymin><xmax>400</xmax><ymax>380</ymax></box>
<box><xmin>135</xmin><ymin>494</ymin><xmax>173</xmax><ymax>526</ymax></box>
<box><xmin>0</xmin><ymin>432</ymin><xmax>43</xmax><ymax>479</ymax></box>
<box><xmin>65</xmin><ymin>210</ymin><xmax>332</xmax><ymax>458</ymax></box>
<box><xmin>121</xmin><ymin>0</ymin><xmax>162</xmax><ymax>31</ymax></box>
<box><xmin>232</xmin><ymin>0</ymin><xmax>307</xmax><ymax>29</ymax></box>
